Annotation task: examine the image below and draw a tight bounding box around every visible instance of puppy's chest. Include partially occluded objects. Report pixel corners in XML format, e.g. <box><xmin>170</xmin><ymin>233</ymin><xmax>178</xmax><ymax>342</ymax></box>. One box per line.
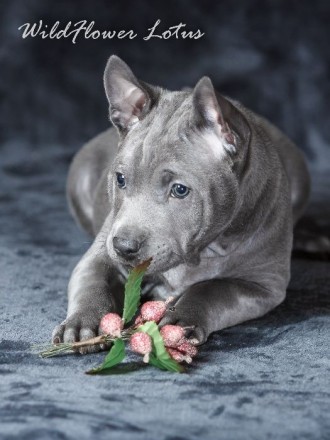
<box><xmin>159</xmin><ymin>254</ymin><xmax>227</xmax><ymax>297</ymax></box>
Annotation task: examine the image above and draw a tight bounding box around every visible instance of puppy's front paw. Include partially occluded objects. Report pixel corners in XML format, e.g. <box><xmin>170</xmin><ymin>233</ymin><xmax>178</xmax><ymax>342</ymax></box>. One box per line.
<box><xmin>158</xmin><ymin>300</ymin><xmax>209</xmax><ymax>345</ymax></box>
<box><xmin>52</xmin><ymin>309</ymin><xmax>110</xmax><ymax>354</ymax></box>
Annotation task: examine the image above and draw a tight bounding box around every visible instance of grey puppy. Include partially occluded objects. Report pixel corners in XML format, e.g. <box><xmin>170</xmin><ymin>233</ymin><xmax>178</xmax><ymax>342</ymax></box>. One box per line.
<box><xmin>52</xmin><ymin>55</ymin><xmax>310</xmax><ymax>352</ymax></box>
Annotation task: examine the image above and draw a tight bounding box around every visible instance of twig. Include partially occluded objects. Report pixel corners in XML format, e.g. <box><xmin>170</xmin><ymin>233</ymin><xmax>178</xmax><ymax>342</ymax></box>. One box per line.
<box><xmin>35</xmin><ymin>330</ymin><xmax>136</xmax><ymax>358</ymax></box>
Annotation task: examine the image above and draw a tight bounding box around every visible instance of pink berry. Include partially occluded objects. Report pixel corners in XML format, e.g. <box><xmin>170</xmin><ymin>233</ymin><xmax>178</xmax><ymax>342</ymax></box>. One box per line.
<box><xmin>130</xmin><ymin>332</ymin><xmax>152</xmax><ymax>363</ymax></box>
<box><xmin>160</xmin><ymin>325</ymin><xmax>185</xmax><ymax>348</ymax></box>
<box><xmin>177</xmin><ymin>339</ymin><xmax>198</xmax><ymax>358</ymax></box>
<box><xmin>134</xmin><ymin>315</ymin><xmax>144</xmax><ymax>326</ymax></box>
<box><xmin>167</xmin><ymin>347</ymin><xmax>192</xmax><ymax>364</ymax></box>
<box><xmin>140</xmin><ymin>301</ymin><xmax>166</xmax><ymax>323</ymax></box>
<box><xmin>100</xmin><ymin>313</ymin><xmax>123</xmax><ymax>337</ymax></box>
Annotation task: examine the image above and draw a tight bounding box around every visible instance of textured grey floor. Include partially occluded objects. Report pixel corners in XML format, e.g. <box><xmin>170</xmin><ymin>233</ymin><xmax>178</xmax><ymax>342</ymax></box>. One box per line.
<box><xmin>0</xmin><ymin>141</ymin><xmax>329</xmax><ymax>440</ymax></box>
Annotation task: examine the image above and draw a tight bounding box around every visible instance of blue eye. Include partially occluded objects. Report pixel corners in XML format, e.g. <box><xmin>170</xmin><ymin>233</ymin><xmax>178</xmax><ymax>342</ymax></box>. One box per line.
<box><xmin>116</xmin><ymin>173</ymin><xmax>126</xmax><ymax>189</ymax></box>
<box><xmin>170</xmin><ymin>183</ymin><xmax>190</xmax><ymax>199</ymax></box>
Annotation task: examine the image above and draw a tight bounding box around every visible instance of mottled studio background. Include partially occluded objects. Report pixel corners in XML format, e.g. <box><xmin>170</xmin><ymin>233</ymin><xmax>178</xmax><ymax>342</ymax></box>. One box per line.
<box><xmin>0</xmin><ymin>1</ymin><xmax>329</xmax><ymax>440</ymax></box>
<box><xmin>1</xmin><ymin>0</ymin><xmax>330</xmax><ymax>165</ymax></box>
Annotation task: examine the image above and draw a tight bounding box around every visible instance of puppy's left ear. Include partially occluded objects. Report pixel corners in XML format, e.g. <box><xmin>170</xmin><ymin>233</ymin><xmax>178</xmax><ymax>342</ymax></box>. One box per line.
<box><xmin>104</xmin><ymin>55</ymin><xmax>156</xmax><ymax>133</ymax></box>
<box><xmin>193</xmin><ymin>77</ymin><xmax>250</xmax><ymax>156</ymax></box>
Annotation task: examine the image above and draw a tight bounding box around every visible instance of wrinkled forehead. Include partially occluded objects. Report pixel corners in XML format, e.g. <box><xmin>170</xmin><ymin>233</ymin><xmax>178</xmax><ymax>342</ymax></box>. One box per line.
<box><xmin>116</xmin><ymin>91</ymin><xmax>193</xmax><ymax>168</ymax></box>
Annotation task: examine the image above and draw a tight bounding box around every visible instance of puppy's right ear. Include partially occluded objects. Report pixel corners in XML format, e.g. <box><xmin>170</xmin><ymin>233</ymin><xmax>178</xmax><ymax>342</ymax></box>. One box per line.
<box><xmin>104</xmin><ymin>55</ymin><xmax>154</xmax><ymax>133</ymax></box>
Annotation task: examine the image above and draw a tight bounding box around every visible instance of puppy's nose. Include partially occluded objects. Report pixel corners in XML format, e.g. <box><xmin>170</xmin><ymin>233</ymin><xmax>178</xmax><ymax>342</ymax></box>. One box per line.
<box><xmin>113</xmin><ymin>236</ymin><xmax>141</xmax><ymax>258</ymax></box>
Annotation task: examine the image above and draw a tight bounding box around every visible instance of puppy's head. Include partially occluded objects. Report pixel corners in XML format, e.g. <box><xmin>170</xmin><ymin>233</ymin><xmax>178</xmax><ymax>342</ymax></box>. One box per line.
<box><xmin>103</xmin><ymin>56</ymin><xmax>250</xmax><ymax>273</ymax></box>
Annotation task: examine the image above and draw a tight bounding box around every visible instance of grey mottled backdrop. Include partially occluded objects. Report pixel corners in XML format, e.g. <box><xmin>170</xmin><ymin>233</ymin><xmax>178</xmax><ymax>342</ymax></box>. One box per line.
<box><xmin>1</xmin><ymin>0</ymin><xmax>330</xmax><ymax>166</ymax></box>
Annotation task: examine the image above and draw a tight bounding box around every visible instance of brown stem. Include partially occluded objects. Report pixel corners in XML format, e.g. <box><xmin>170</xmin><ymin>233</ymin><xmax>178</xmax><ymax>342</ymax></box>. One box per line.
<box><xmin>51</xmin><ymin>330</ymin><xmax>135</xmax><ymax>352</ymax></box>
<box><xmin>69</xmin><ymin>335</ymin><xmax>110</xmax><ymax>349</ymax></box>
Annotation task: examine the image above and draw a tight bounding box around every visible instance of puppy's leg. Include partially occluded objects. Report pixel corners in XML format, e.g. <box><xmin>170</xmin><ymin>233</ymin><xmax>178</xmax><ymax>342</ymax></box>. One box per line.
<box><xmin>52</xmin><ymin>220</ymin><xmax>122</xmax><ymax>353</ymax></box>
<box><xmin>159</xmin><ymin>279</ymin><xmax>285</xmax><ymax>344</ymax></box>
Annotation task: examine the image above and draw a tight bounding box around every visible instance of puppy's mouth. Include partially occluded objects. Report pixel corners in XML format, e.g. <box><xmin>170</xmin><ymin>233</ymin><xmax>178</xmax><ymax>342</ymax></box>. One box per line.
<box><xmin>108</xmin><ymin>238</ymin><xmax>184</xmax><ymax>274</ymax></box>
<box><xmin>119</xmin><ymin>254</ymin><xmax>175</xmax><ymax>275</ymax></box>
<box><xmin>114</xmin><ymin>255</ymin><xmax>140</xmax><ymax>269</ymax></box>
<box><xmin>112</xmin><ymin>251</ymin><xmax>151</xmax><ymax>270</ymax></box>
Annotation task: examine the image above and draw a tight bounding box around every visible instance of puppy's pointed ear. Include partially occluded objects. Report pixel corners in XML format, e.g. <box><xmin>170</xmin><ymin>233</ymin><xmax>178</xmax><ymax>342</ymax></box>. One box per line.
<box><xmin>192</xmin><ymin>76</ymin><xmax>237</xmax><ymax>155</ymax></box>
<box><xmin>104</xmin><ymin>56</ymin><xmax>153</xmax><ymax>133</ymax></box>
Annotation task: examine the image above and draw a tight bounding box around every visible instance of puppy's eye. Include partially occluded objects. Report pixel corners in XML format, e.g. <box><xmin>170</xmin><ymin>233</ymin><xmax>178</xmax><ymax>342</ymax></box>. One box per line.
<box><xmin>116</xmin><ymin>173</ymin><xmax>126</xmax><ymax>189</ymax></box>
<box><xmin>170</xmin><ymin>183</ymin><xmax>190</xmax><ymax>199</ymax></box>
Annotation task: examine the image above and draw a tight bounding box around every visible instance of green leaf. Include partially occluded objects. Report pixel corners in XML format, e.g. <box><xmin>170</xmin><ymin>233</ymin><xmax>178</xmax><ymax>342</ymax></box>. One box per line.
<box><xmin>148</xmin><ymin>353</ymin><xmax>184</xmax><ymax>373</ymax></box>
<box><xmin>137</xmin><ymin>321</ymin><xmax>167</xmax><ymax>358</ymax></box>
<box><xmin>122</xmin><ymin>258</ymin><xmax>152</xmax><ymax>324</ymax></box>
<box><xmin>137</xmin><ymin>321</ymin><xmax>184</xmax><ymax>373</ymax></box>
<box><xmin>86</xmin><ymin>338</ymin><xmax>126</xmax><ymax>375</ymax></box>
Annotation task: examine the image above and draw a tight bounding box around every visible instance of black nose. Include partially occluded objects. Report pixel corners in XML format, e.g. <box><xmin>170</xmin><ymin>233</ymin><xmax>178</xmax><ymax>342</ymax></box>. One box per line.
<box><xmin>113</xmin><ymin>236</ymin><xmax>141</xmax><ymax>258</ymax></box>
